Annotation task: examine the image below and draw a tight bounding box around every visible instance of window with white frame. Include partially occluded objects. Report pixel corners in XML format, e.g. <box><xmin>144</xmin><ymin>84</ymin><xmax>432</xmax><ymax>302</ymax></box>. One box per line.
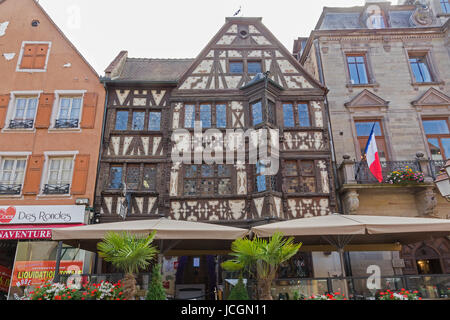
<box><xmin>0</xmin><ymin>158</ymin><xmax>27</xmax><ymax>195</ymax></box>
<box><xmin>43</xmin><ymin>157</ymin><xmax>74</xmax><ymax>195</ymax></box>
<box><xmin>9</xmin><ymin>96</ymin><xmax>38</xmax><ymax>129</ymax></box>
<box><xmin>55</xmin><ymin>96</ymin><xmax>82</xmax><ymax>129</ymax></box>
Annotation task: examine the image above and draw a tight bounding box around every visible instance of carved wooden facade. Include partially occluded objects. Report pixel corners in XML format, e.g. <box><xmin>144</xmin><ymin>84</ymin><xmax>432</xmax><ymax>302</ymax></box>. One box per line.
<box><xmin>95</xmin><ymin>18</ymin><xmax>336</xmax><ymax>225</ymax></box>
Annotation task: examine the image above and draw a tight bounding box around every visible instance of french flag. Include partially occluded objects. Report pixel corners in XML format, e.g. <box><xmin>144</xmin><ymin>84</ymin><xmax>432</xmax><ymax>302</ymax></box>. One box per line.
<box><xmin>365</xmin><ymin>124</ymin><xmax>383</xmax><ymax>183</ymax></box>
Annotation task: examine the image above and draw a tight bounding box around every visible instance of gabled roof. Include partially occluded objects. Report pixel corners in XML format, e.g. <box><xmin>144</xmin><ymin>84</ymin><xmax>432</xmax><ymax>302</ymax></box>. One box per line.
<box><xmin>1</xmin><ymin>0</ymin><xmax>101</xmax><ymax>77</ymax></box>
<box><xmin>176</xmin><ymin>17</ymin><xmax>325</xmax><ymax>92</ymax></box>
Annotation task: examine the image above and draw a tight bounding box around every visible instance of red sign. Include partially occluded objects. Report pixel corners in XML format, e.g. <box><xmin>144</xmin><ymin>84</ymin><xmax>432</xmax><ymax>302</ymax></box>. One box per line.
<box><xmin>0</xmin><ymin>229</ymin><xmax>52</xmax><ymax>240</ymax></box>
<box><xmin>0</xmin><ymin>207</ymin><xmax>16</xmax><ymax>224</ymax></box>
<box><xmin>0</xmin><ymin>265</ymin><xmax>11</xmax><ymax>292</ymax></box>
<box><xmin>11</xmin><ymin>261</ymin><xmax>83</xmax><ymax>287</ymax></box>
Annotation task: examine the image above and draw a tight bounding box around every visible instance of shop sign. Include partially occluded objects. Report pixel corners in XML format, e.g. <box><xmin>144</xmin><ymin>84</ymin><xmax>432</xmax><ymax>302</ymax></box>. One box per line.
<box><xmin>0</xmin><ymin>229</ymin><xmax>52</xmax><ymax>240</ymax></box>
<box><xmin>0</xmin><ymin>206</ymin><xmax>85</xmax><ymax>225</ymax></box>
<box><xmin>0</xmin><ymin>265</ymin><xmax>11</xmax><ymax>292</ymax></box>
<box><xmin>11</xmin><ymin>261</ymin><xmax>83</xmax><ymax>287</ymax></box>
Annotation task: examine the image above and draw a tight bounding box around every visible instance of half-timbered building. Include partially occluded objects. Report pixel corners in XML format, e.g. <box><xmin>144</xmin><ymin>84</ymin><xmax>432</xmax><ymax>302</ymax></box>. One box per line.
<box><xmin>97</xmin><ymin>17</ymin><xmax>335</xmax><ymax>228</ymax></box>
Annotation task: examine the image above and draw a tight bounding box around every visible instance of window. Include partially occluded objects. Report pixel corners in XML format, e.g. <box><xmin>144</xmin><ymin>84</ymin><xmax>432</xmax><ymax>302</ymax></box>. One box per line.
<box><xmin>367</xmin><ymin>11</ymin><xmax>386</xmax><ymax>29</ymax></box>
<box><xmin>355</xmin><ymin>120</ymin><xmax>388</xmax><ymax>161</ymax></box>
<box><xmin>18</xmin><ymin>42</ymin><xmax>50</xmax><ymax>71</ymax></box>
<box><xmin>255</xmin><ymin>161</ymin><xmax>267</xmax><ymax>192</ymax></box>
<box><xmin>422</xmin><ymin>119</ymin><xmax>450</xmax><ymax>160</ymax></box>
<box><xmin>229</xmin><ymin>61</ymin><xmax>244</xmax><ymax>74</ymax></box>
<box><xmin>200</xmin><ymin>105</ymin><xmax>212</xmax><ymax>128</ymax></box>
<box><xmin>183</xmin><ymin>164</ymin><xmax>232</xmax><ymax>196</ymax></box>
<box><xmin>44</xmin><ymin>158</ymin><xmax>73</xmax><ymax>194</ymax></box>
<box><xmin>248</xmin><ymin>61</ymin><xmax>262</xmax><ymax>74</ymax></box>
<box><xmin>109</xmin><ymin>166</ymin><xmax>123</xmax><ymax>189</ymax></box>
<box><xmin>143</xmin><ymin>165</ymin><xmax>157</xmax><ymax>191</ymax></box>
<box><xmin>126</xmin><ymin>165</ymin><xmax>140</xmax><ymax>190</ymax></box>
<box><xmin>441</xmin><ymin>0</ymin><xmax>450</xmax><ymax>14</ymax></box>
<box><xmin>0</xmin><ymin>158</ymin><xmax>26</xmax><ymax>195</ymax></box>
<box><xmin>346</xmin><ymin>55</ymin><xmax>369</xmax><ymax>85</ymax></box>
<box><xmin>283</xmin><ymin>160</ymin><xmax>316</xmax><ymax>193</ymax></box>
<box><xmin>131</xmin><ymin>111</ymin><xmax>145</xmax><ymax>131</ymax></box>
<box><xmin>10</xmin><ymin>97</ymin><xmax>38</xmax><ymax>129</ymax></box>
<box><xmin>184</xmin><ymin>104</ymin><xmax>227</xmax><ymax>129</ymax></box>
<box><xmin>55</xmin><ymin>97</ymin><xmax>82</xmax><ymax>128</ymax></box>
<box><xmin>251</xmin><ymin>101</ymin><xmax>263</xmax><ymax>126</ymax></box>
<box><xmin>282</xmin><ymin>102</ymin><xmax>311</xmax><ymax>128</ymax></box>
<box><xmin>216</xmin><ymin>104</ymin><xmax>227</xmax><ymax>128</ymax></box>
<box><xmin>184</xmin><ymin>105</ymin><xmax>195</xmax><ymax>128</ymax></box>
<box><xmin>148</xmin><ymin>112</ymin><xmax>161</xmax><ymax>131</ymax></box>
<box><xmin>115</xmin><ymin>111</ymin><xmax>129</xmax><ymax>130</ymax></box>
<box><xmin>409</xmin><ymin>53</ymin><xmax>433</xmax><ymax>83</ymax></box>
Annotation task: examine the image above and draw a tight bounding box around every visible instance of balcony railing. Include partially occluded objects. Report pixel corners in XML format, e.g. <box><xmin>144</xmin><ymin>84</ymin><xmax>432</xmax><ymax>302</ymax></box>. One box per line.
<box><xmin>354</xmin><ymin>160</ymin><xmax>421</xmax><ymax>184</ymax></box>
<box><xmin>43</xmin><ymin>184</ymin><xmax>70</xmax><ymax>195</ymax></box>
<box><xmin>0</xmin><ymin>184</ymin><xmax>22</xmax><ymax>195</ymax></box>
<box><xmin>54</xmin><ymin>119</ymin><xmax>79</xmax><ymax>129</ymax></box>
<box><xmin>9</xmin><ymin>119</ymin><xmax>34</xmax><ymax>129</ymax></box>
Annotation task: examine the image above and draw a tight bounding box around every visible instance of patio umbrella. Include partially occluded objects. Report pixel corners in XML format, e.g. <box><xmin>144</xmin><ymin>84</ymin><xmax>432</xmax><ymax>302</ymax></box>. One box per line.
<box><xmin>251</xmin><ymin>214</ymin><xmax>450</xmax><ymax>297</ymax></box>
<box><xmin>52</xmin><ymin>218</ymin><xmax>250</xmax><ymax>254</ymax></box>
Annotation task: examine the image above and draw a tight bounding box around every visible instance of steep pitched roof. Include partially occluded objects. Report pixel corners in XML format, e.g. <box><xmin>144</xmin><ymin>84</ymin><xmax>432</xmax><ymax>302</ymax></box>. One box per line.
<box><xmin>2</xmin><ymin>0</ymin><xmax>101</xmax><ymax>77</ymax></box>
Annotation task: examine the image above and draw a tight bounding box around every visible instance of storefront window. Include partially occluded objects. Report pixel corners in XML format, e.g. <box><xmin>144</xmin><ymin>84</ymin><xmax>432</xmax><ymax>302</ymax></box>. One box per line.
<box><xmin>8</xmin><ymin>241</ymin><xmax>93</xmax><ymax>300</ymax></box>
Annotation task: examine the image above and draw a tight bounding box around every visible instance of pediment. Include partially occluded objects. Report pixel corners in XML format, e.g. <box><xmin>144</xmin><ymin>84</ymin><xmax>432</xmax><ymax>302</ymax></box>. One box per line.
<box><xmin>177</xmin><ymin>18</ymin><xmax>324</xmax><ymax>92</ymax></box>
<box><xmin>345</xmin><ymin>89</ymin><xmax>389</xmax><ymax>108</ymax></box>
<box><xmin>412</xmin><ymin>88</ymin><xmax>450</xmax><ymax>107</ymax></box>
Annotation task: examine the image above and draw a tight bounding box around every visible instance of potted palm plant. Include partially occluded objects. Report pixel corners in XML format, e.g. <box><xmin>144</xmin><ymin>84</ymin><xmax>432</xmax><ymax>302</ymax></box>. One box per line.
<box><xmin>97</xmin><ymin>231</ymin><xmax>159</xmax><ymax>300</ymax></box>
<box><xmin>221</xmin><ymin>232</ymin><xmax>302</xmax><ymax>300</ymax></box>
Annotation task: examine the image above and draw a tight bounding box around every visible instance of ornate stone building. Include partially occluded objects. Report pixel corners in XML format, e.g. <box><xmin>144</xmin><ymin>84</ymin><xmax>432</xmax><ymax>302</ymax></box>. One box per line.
<box><xmin>97</xmin><ymin>17</ymin><xmax>335</xmax><ymax>228</ymax></box>
<box><xmin>298</xmin><ymin>1</ymin><xmax>450</xmax><ymax>278</ymax></box>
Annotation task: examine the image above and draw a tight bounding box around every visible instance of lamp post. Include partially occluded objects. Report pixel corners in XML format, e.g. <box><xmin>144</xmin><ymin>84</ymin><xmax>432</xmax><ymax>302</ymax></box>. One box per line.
<box><xmin>435</xmin><ymin>160</ymin><xmax>450</xmax><ymax>202</ymax></box>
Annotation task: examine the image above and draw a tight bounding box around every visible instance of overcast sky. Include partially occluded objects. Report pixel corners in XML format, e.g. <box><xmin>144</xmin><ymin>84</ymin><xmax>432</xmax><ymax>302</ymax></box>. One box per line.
<box><xmin>39</xmin><ymin>0</ymin><xmax>367</xmax><ymax>74</ymax></box>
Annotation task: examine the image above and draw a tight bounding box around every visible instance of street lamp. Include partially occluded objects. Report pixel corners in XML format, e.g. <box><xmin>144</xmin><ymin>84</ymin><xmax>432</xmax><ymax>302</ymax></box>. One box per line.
<box><xmin>435</xmin><ymin>160</ymin><xmax>450</xmax><ymax>201</ymax></box>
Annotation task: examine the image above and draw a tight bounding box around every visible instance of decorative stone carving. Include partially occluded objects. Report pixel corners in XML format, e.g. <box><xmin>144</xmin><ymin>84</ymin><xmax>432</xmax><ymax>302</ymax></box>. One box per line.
<box><xmin>342</xmin><ymin>189</ymin><xmax>359</xmax><ymax>214</ymax></box>
<box><xmin>415</xmin><ymin>187</ymin><xmax>437</xmax><ymax>217</ymax></box>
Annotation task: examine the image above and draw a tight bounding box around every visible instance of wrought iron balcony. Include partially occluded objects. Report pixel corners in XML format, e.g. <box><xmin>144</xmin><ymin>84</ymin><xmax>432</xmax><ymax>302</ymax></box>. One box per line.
<box><xmin>54</xmin><ymin>119</ymin><xmax>79</xmax><ymax>129</ymax></box>
<box><xmin>354</xmin><ymin>160</ymin><xmax>421</xmax><ymax>184</ymax></box>
<box><xmin>9</xmin><ymin>119</ymin><xmax>34</xmax><ymax>129</ymax></box>
<box><xmin>43</xmin><ymin>184</ymin><xmax>70</xmax><ymax>195</ymax></box>
<box><xmin>0</xmin><ymin>184</ymin><xmax>22</xmax><ymax>195</ymax></box>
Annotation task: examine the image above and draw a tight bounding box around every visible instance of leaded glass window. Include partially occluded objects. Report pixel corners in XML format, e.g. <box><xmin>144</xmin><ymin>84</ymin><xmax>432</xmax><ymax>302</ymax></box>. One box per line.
<box><xmin>126</xmin><ymin>165</ymin><xmax>140</xmax><ymax>190</ymax></box>
<box><xmin>282</xmin><ymin>102</ymin><xmax>312</xmax><ymax>128</ymax></box>
<box><xmin>132</xmin><ymin>112</ymin><xmax>145</xmax><ymax>131</ymax></box>
<box><xmin>185</xmin><ymin>105</ymin><xmax>195</xmax><ymax>128</ymax></box>
<box><xmin>252</xmin><ymin>101</ymin><xmax>263</xmax><ymax>126</ymax></box>
<box><xmin>143</xmin><ymin>165</ymin><xmax>157</xmax><ymax>191</ymax></box>
<box><xmin>149</xmin><ymin>112</ymin><xmax>161</xmax><ymax>131</ymax></box>
<box><xmin>283</xmin><ymin>160</ymin><xmax>316</xmax><ymax>193</ymax></box>
<box><xmin>115</xmin><ymin>111</ymin><xmax>129</xmax><ymax>130</ymax></box>
<box><xmin>109</xmin><ymin>166</ymin><xmax>123</xmax><ymax>189</ymax></box>
<box><xmin>283</xmin><ymin>103</ymin><xmax>295</xmax><ymax>127</ymax></box>
<box><xmin>200</xmin><ymin>105</ymin><xmax>212</xmax><ymax>128</ymax></box>
<box><xmin>216</xmin><ymin>104</ymin><xmax>227</xmax><ymax>128</ymax></box>
<box><xmin>183</xmin><ymin>164</ymin><xmax>233</xmax><ymax>196</ymax></box>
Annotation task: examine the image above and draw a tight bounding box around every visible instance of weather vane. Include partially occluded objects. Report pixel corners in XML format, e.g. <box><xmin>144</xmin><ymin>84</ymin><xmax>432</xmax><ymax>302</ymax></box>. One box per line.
<box><xmin>233</xmin><ymin>6</ymin><xmax>242</xmax><ymax>17</ymax></box>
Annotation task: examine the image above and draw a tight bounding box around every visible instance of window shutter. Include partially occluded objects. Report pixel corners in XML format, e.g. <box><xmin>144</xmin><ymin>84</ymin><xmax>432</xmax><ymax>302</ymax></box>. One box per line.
<box><xmin>20</xmin><ymin>44</ymin><xmax>37</xmax><ymax>69</ymax></box>
<box><xmin>22</xmin><ymin>155</ymin><xmax>44</xmax><ymax>195</ymax></box>
<box><xmin>34</xmin><ymin>44</ymin><xmax>49</xmax><ymax>69</ymax></box>
<box><xmin>71</xmin><ymin>154</ymin><xmax>90</xmax><ymax>195</ymax></box>
<box><xmin>0</xmin><ymin>94</ymin><xmax>10</xmax><ymax>129</ymax></box>
<box><xmin>80</xmin><ymin>92</ymin><xmax>98</xmax><ymax>129</ymax></box>
<box><xmin>35</xmin><ymin>93</ymin><xmax>55</xmax><ymax>128</ymax></box>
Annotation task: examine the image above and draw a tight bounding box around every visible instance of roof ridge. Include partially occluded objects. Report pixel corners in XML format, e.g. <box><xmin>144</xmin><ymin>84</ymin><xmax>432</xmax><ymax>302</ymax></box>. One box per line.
<box><xmin>127</xmin><ymin>57</ymin><xmax>194</xmax><ymax>61</ymax></box>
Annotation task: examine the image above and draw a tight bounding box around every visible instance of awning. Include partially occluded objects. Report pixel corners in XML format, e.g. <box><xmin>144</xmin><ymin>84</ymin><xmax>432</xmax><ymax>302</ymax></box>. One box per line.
<box><xmin>0</xmin><ymin>224</ymin><xmax>85</xmax><ymax>240</ymax></box>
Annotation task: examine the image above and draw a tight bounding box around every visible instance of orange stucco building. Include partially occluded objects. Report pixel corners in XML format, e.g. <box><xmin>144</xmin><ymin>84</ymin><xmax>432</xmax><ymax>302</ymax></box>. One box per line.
<box><xmin>0</xmin><ymin>0</ymin><xmax>105</xmax><ymax>299</ymax></box>
<box><xmin>0</xmin><ymin>0</ymin><xmax>105</xmax><ymax>208</ymax></box>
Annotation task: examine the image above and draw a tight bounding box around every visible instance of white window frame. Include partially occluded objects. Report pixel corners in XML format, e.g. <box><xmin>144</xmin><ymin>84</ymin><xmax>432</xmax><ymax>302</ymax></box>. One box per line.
<box><xmin>39</xmin><ymin>151</ymin><xmax>78</xmax><ymax>196</ymax></box>
<box><xmin>0</xmin><ymin>152</ymin><xmax>31</xmax><ymax>197</ymax></box>
<box><xmin>3</xmin><ymin>91</ymin><xmax>42</xmax><ymax>131</ymax></box>
<box><xmin>50</xmin><ymin>90</ymin><xmax>86</xmax><ymax>130</ymax></box>
<box><xmin>16</xmin><ymin>41</ymin><xmax>52</xmax><ymax>73</ymax></box>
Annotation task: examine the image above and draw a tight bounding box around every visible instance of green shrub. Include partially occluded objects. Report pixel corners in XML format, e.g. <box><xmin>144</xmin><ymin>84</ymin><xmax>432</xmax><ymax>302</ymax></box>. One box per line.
<box><xmin>227</xmin><ymin>276</ymin><xmax>249</xmax><ymax>300</ymax></box>
<box><xmin>146</xmin><ymin>263</ymin><xmax>166</xmax><ymax>300</ymax></box>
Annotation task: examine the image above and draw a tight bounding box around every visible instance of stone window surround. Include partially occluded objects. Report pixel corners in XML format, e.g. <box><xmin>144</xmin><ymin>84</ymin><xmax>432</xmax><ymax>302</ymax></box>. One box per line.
<box><xmin>340</xmin><ymin>47</ymin><xmax>380</xmax><ymax>92</ymax></box>
<box><xmin>418</xmin><ymin>114</ymin><xmax>450</xmax><ymax>160</ymax></box>
<box><xmin>402</xmin><ymin>44</ymin><xmax>445</xmax><ymax>90</ymax></box>
<box><xmin>2</xmin><ymin>91</ymin><xmax>42</xmax><ymax>133</ymax></box>
<box><xmin>16</xmin><ymin>41</ymin><xmax>52</xmax><ymax>73</ymax></box>
<box><xmin>349</xmin><ymin>114</ymin><xmax>394</xmax><ymax>162</ymax></box>
<box><xmin>49</xmin><ymin>90</ymin><xmax>87</xmax><ymax>131</ymax></box>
